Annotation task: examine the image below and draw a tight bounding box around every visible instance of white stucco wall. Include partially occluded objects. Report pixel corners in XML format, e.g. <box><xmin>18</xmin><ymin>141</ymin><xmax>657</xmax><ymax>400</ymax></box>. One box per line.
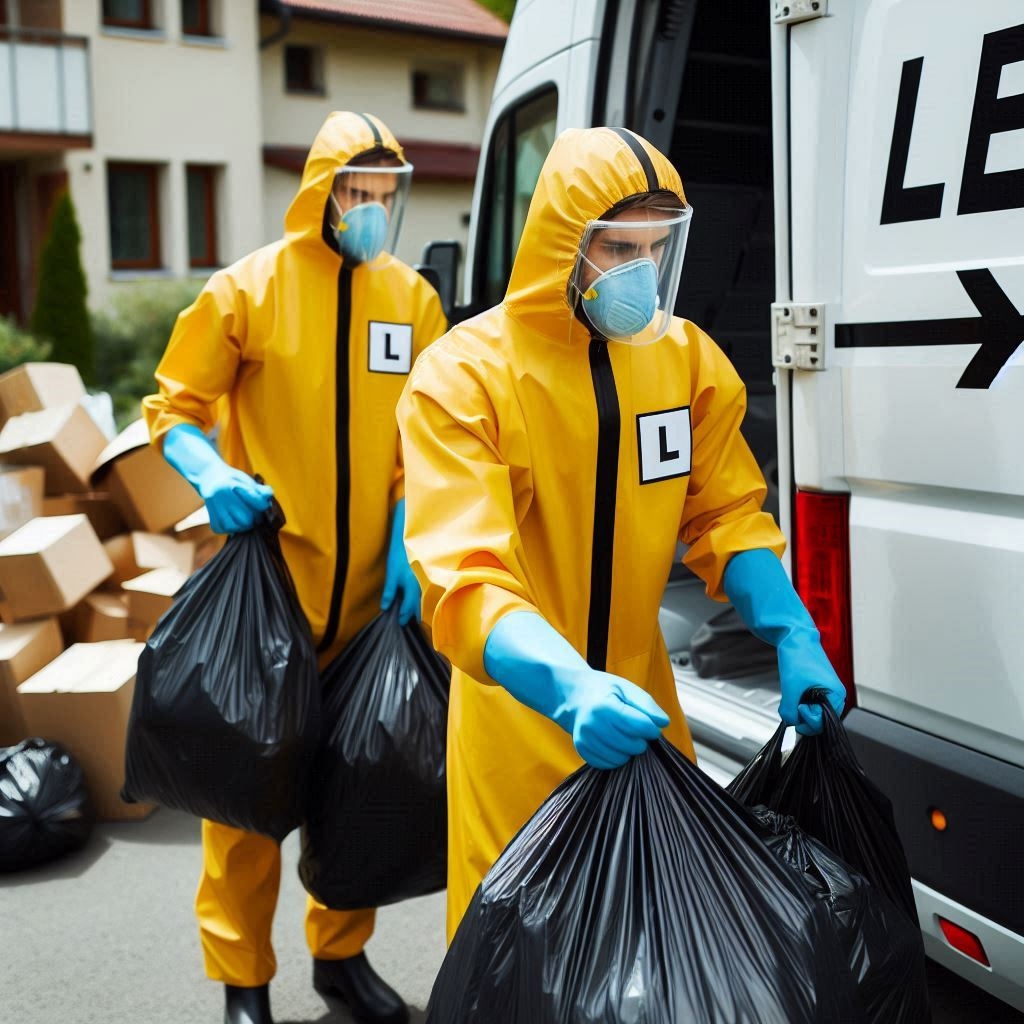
<box><xmin>259</xmin><ymin>18</ymin><xmax>500</xmax><ymax>149</ymax></box>
<box><xmin>63</xmin><ymin>0</ymin><xmax>264</xmax><ymax>309</ymax></box>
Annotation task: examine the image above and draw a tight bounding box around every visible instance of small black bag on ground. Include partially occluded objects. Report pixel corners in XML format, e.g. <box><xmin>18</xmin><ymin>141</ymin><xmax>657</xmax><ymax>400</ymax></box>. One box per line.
<box><xmin>689</xmin><ymin>606</ymin><xmax>778</xmax><ymax>679</ymax></box>
<box><xmin>427</xmin><ymin>738</ymin><xmax>862</xmax><ymax>1024</ymax></box>
<box><xmin>122</xmin><ymin>502</ymin><xmax>320</xmax><ymax>842</ymax></box>
<box><xmin>299</xmin><ymin>605</ymin><xmax>449</xmax><ymax>909</ymax></box>
<box><xmin>0</xmin><ymin>738</ymin><xmax>93</xmax><ymax>872</ymax></box>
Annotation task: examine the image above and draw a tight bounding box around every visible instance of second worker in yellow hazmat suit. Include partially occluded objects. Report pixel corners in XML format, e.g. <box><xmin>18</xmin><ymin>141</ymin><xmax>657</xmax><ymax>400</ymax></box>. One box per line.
<box><xmin>397</xmin><ymin>126</ymin><xmax>848</xmax><ymax>940</ymax></box>
<box><xmin>143</xmin><ymin>111</ymin><xmax>447</xmax><ymax>1024</ymax></box>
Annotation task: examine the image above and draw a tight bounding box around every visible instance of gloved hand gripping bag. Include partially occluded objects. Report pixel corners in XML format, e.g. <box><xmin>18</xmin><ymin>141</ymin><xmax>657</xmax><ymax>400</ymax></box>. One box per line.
<box><xmin>299</xmin><ymin>604</ymin><xmax>449</xmax><ymax>909</ymax></box>
<box><xmin>728</xmin><ymin>695</ymin><xmax>930</xmax><ymax>1022</ymax></box>
<box><xmin>428</xmin><ymin>737</ymin><xmax>862</xmax><ymax>1024</ymax></box>
<box><xmin>122</xmin><ymin>500</ymin><xmax>321</xmax><ymax>841</ymax></box>
<box><xmin>0</xmin><ymin>738</ymin><xmax>94</xmax><ymax>871</ymax></box>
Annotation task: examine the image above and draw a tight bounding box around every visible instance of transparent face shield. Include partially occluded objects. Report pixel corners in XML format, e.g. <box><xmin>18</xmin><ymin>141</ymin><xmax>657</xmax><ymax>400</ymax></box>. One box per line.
<box><xmin>329</xmin><ymin>162</ymin><xmax>412</xmax><ymax>265</ymax></box>
<box><xmin>568</xmin><ymin>204</ymin><xmax>692</xmax><ymax>344</ymax></box>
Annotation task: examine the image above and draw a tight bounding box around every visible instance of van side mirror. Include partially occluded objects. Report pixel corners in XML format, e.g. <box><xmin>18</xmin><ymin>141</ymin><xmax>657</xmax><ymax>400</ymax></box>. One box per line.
<box><xmin>418</xmin><ymin>239</ymin><xmax>461</xmax><ymax>318</ymax></box>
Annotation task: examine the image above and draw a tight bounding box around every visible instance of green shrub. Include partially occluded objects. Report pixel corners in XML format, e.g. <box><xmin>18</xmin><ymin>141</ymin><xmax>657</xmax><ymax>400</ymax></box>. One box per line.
<box><xmin>0</xmin><ymin>317</ymin><xmax>52</xmax><ymax>375</ymax></box>
<box><xmin>92</xmin><ymin>279</ymin><xmax>203</xmax><ymax>430</ymax></box>
<box><xmin>31</xmin><ymin>192</ymin><xmax>95</xmax><ymax>383</ymax></box>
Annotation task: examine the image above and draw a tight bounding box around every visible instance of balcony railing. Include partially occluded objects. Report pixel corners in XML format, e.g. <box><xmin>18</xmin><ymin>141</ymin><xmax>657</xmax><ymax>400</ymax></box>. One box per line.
<box><xmin>0</xmin><ymin>28</ymin><xmax>91</xmax><ymax>137</ymax></box>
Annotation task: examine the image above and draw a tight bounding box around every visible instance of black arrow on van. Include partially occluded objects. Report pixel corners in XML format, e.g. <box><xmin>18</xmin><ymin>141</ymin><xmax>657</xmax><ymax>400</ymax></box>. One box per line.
<box><xmin>834</xmin><ymin>269</ymin><xmax>1024</xmax><ymax>389</ymax></box>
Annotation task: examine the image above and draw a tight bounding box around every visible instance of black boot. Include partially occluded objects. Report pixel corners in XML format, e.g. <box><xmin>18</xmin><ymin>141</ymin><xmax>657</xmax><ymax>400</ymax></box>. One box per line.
<box><xmin>224</xmin><ymin>983</ymin><xmax>273</xmax><ymax>1024</ymax></box>
<box><xmin>313</xmin><ymin>953</ymin><xmax>409</xmax><ymax>1024</ymax></box>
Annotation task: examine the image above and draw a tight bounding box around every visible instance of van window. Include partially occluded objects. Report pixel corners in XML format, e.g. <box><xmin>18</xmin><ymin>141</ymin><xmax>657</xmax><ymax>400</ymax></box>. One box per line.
<box><xmin>477</xmin><ymin>88</ymin><xmax>558</xmax><ymax>308</ymax></box>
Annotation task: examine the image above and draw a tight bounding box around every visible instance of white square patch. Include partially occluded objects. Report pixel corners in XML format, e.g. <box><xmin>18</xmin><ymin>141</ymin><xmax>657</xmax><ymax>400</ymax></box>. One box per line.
<box><xmin>368</xmin><ymin>321</ymin><xmax>413</xmax><ymax>374</ymax></box>
<box><xmin>636</xmin><ymin>406</ymin><xmax>691</xmax><ymax>484</ymax></box>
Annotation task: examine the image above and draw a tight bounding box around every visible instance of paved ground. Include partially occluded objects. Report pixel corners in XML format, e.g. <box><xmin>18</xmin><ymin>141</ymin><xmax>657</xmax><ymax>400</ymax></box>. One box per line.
<box><xmin>2</xmin><ymin>806</ymin><xmax>1021</xmax><ymax>1023</ymax></box>
<box><xmin>1</xmin><ymin>808</ymin><xmax>445</xmax><ymax>1024</ymax></box>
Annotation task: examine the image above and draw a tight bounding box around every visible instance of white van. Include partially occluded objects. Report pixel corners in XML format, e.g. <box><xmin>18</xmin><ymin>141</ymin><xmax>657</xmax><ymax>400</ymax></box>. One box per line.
<box><xmin>420</xmin><ymin>0</ymin><xmax>1024</xmax><ymax>1011</ymax></box>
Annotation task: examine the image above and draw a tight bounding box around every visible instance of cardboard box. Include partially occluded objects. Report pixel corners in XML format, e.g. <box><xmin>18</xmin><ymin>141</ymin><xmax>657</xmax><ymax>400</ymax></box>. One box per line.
<box><xmin>64</xmin><ymin>592</ymin><xmax>130</xmax><ymax>644</ymax></box>
<box><xmin>43</xmin><ymin>491</ymin><xmax>125</xmax><ymax>540</ymax></box>
<box><xmin>103</xmin><ymin>531</ymin><xmax>196</xmax><ymax>587</ymax></box>
<box><xmin>0</xmin><ymin>618</ymin><xmax>63</xmax><ymax>745</ymax></box>
<box><xmin>0</xmin><ymin>362</ymin><xmax>85</xmax><ymax>424</ymax></box>
<box><xmin>92</xmin><ymin>420</ymin><xmax>203</xmax><ymax>533</ymax></box>
<box><xmin>122</xmin><ymin>567</ymin><xmax>188</xmax><ymax>628</ymax></box>
<box><xmin>0</xmin><ymin>515</ymin><xmax>114</xmax><ymax>620</ymax></box>
<box><xmin>16</xmin><ymin>640</ymin><xmax>154</xmax><ymax>820</ymax></box>
<box><xmin>0</xmin><ymin>403</ymin><xmax>109</xmax><ymax>495</ymax></box>
<box><xmin>0</xmin><ymin>464</ymin><xmax>45</xmax><ymax>539</ymax></box>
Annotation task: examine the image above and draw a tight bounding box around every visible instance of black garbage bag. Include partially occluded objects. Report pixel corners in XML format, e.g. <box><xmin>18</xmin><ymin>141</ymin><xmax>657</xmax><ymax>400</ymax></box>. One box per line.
<box><xmin>690</xmin><ymin>606</ymin><xmax>778</xmax><ymax>679</ymax></box>
<box><xmin>750</xmin><ymin>807</ymin><xmax>931</xmax><ymax>1023</ymax></box>
<box><xmin>728</xmin><ymin>694</ymin><xmax>919</xmax><ymax>923</ymax></box>
<box><xmin>299</xmin><ymin>605</ymin><xmax>449</xmax><ymax>909</ymax></box>
<box><xmin>122</xmin><ymin>502</ymin><xmax>320</xmax><ymax>841</ymax></box>
<box><xmin>728</xmin><ymin>695</ymin><xmax>930</xmax><ymax>1023</ymax></box>
<box><xmin>0</xmin><ymin>738</ymin><xmax>93</xmax><ymax>872</ymax></box>
<box><xmin>428</xmin><ymin>738</ymin><xmax>862</xmax><ymax>1024</ymax></box>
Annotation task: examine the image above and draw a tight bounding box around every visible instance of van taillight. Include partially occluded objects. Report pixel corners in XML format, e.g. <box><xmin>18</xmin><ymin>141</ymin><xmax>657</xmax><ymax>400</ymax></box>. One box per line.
<box><xmin>938</xmin><ymin>917</ymin><xmax>991</xmax><ymax>967</ymax></box>
<box><xmin>793</xmin><ymin>490</ymin><xmax>854</xmax><ymax>702</ymax></box>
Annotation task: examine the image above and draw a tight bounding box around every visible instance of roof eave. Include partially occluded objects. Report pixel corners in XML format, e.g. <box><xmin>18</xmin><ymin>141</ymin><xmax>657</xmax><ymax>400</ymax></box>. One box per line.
<box><xmin>277</xmin><ymin>6</ymin><xmax>508</xmax><ymax>47</ymax></box>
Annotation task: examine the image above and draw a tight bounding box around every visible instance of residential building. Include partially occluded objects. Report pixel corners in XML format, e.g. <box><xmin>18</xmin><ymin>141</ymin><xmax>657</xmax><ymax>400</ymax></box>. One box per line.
<box><xmin>0</xmin><ymin>0</ymin><xmax>506</xmax><ymax>319</ymax></box>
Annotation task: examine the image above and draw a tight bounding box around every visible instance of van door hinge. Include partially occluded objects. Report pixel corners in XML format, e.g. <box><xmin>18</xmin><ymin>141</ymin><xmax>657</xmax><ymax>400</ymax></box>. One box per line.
<box><xmin>771</xmin><ymin>303</ymin><xmax>826</xmax><ymax>370</ymax></box>
<box><xmin>772</xmin><ymin>0</ymin><xmax>827</xmax><ymax>25</ymax></box>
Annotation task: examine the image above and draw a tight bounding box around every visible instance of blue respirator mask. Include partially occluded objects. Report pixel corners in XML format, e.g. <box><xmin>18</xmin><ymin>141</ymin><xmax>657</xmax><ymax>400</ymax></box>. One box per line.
<box><xmin>332</xmin><ymin>198</ymin><xmax>390</xmax><ymax>265</ymax></box>
<box><xmin>580</xmin><ymin>257</ymin><xmax>660</xmax><ymax>341</ymax></box>
<box><xmin>571</xmin><ymin>204</ymin><xmax>693</xmax><ymax>345</ymax></box>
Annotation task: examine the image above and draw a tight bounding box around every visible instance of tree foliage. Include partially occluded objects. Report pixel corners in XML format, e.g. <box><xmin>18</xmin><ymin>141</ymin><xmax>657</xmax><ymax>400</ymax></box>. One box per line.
<box><xmin>30</xmin><ymin>192</ymin><xmax>95</xmax><ymax>383</ymax></box>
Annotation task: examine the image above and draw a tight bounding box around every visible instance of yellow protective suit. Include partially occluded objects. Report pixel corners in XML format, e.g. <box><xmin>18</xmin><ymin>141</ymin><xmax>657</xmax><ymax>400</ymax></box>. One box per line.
<box><xmin>397</xmin><ymin>126</ymin><xmax>786</xmax><ymax>939</ymax></box>
<box><xmin>142</xmin><ymin>111</ymin><xmax>447</xmax><ymax>986</ymax></box>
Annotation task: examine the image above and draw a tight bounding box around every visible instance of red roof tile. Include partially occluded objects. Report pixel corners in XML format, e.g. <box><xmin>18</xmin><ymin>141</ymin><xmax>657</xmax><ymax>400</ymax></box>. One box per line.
<box><xmin>280</xmin><ymin>0</ymin><xmax>509</xmax><ymax>44</ymax></box>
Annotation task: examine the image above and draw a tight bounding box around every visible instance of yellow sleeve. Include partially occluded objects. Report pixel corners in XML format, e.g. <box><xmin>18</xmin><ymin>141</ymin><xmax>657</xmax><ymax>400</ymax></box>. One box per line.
<box><xmin>679</xmin><ymin>328</ymin><xmax>786</xmax><ymax>600</ymax></box>
<box><xmin>390</xmin><ymin>278</ymin><xmax>450</xmax><ymax>508</ymax></box>
<box><xmin>141</xmin><ymin>271</ymin><xmax>249</xmax><ymax>446</ymax></box>
<box><xmin>397</xmin><ymin>346</ymin><xmax>537</xmax><ymax>683</ymax></box>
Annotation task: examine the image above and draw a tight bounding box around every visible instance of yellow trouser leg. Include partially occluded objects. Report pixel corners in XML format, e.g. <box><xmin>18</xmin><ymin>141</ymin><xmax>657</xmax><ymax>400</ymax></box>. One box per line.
<box><xmin>197</xmin><ymin>821</ymin><xmax>378</xmax><ymax>984</ymax></box>
<box><xmin>197</xmin><ymin>820</ymin><xmax>282</xmax><ymax>987</ymax></box>
<box><xmin>305</xmin><ymin>897</ymin><xmax>376</xmax><ymax>960</ymax></box>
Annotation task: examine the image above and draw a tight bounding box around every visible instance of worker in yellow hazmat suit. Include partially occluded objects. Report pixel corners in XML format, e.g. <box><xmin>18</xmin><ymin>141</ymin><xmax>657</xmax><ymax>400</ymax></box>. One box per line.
<box><xmin>396</xmin><ymin>126</ymin><xmax>848</xmax><ymax>940</ymax></box>
<box><xmin>143</xmin><ymin>111</ymin><xmax>446</xmax><ymax>1024</ymax></box>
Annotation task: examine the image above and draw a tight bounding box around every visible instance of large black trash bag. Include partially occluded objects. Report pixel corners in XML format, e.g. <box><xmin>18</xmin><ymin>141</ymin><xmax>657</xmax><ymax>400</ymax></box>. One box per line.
<box><xmin>122</xmin><ymin>501</ymin><xmax>321</xmax><ymax>841</ymax></box>
<box><xmin>728</xmin><ymin>691</ymin><xmax>919</xmax><ymax>923</ymax></box>
<box><xmin>299</xmin><ymin>604</ymin><xmax>449</xmax><ymax>909</ymax></box>
<box><xmin>750</xmin><ymin>807</ymin><xmax>931</xmax><ymax>1023</ymax></box>
<box><xmin>428</xmin><ymin>738</ymin><xmax>862</xmax><ymax>1024</ymax></box>
<box><xmin>0</xmin><ymin>738</ymin><xmax>93</xmax><ymax>872</ymax></box>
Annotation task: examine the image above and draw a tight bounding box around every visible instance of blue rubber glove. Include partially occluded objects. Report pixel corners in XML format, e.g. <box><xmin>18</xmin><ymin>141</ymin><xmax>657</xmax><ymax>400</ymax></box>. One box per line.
<box><xmin>484</xmin><ymin>611</ymin><xmax>670</xmax><ymax>769</ymax></box>
<box><xmin>380</xmin><ymin>498</ymin><xmax>421</xmax><ymax>625</ymax></box>
<box><xmin>722</xmin><ymin>548</ymin><xmax>847</xmax><ymax>736</ymax></box>
<box><xmin>162</xmin><ymin>424</ymin><xmax>273</xmax><ymax>535</ymax></box>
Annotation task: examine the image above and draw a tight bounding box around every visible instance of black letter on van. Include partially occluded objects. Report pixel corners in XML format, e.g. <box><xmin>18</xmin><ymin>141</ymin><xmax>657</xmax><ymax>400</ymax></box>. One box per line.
<box><xmin>958</xmin><ymin>23</ymin><xmax>1024</xmax><ymax>216</ymax></box>
<box><xmin>881</xmin><ymin>57</ymin><xmax>945</xmax><ymax>224</ymax></box>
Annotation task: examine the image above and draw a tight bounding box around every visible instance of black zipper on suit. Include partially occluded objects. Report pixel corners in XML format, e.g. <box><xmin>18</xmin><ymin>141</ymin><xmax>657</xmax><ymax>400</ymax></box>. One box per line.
<box><xmin>318</xmin><ymin>266</ymin><xmax>352</xmax><ymax>653</ymax></box>
<box><xmin>586</xmin><ymin>336</ymin><xmax>620</xmax><ymax>670</ymax></box>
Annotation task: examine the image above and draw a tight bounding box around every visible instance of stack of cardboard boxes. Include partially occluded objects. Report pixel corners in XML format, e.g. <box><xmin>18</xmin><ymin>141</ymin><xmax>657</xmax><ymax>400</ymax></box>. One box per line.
<box><xmin>0</xmin><ymin>362</ymin><xmax>223</xmax><ymax>821</ymax></box>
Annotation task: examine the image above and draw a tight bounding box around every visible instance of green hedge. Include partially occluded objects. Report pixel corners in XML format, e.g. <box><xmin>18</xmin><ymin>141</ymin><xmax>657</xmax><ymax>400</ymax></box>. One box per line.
<box><xmin>0</xmin><ymin>316</ymin><xmax>52</xmax><ymax>375</ymax></box>
<box><xmin>92</xmin><ymin>279</ymin><xmax>203</xmax><ymax>430</ymax></box>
